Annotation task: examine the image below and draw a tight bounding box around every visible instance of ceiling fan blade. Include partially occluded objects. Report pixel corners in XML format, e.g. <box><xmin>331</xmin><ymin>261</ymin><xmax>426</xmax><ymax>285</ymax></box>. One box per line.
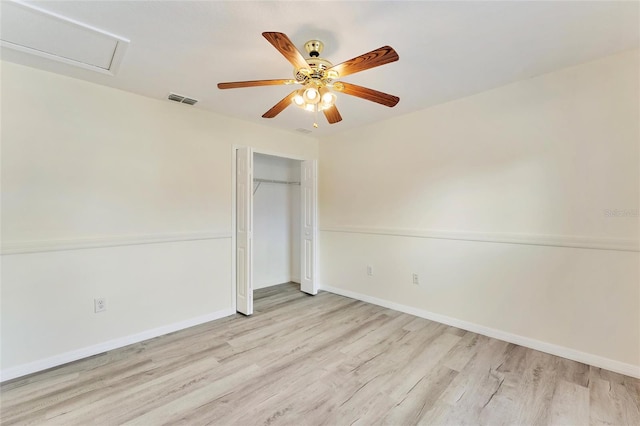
<box><xmin>328</xmin><ymin>46</ymin><xmax>399</xmax><ymax>78</ymax></box>
<box><xmin>262</xmin><ymin>90</ymin><xmax>297</xmax><ymax>118</ymax></box>
<box><xmin>323</xmin><ymin>105</ymin><xmax>343</xmax><ymax>124</ymax></box>
<box><xmin>217</xmin><ymin>79</ymin><xmax>295</xmax><ymax>89</ymax></box>
<box><xmin>335</xmin><ymin>82</ymin><xmax>399</xmax><ymax>107</ymax></box>
<box><xmin>262</xmin><ymin>32</ymin><xmax>310</xmax><ymax>71</ymax></box>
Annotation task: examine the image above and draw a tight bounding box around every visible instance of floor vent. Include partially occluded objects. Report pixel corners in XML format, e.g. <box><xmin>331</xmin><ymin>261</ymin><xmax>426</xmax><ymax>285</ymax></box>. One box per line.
<box><xmin>168</xmin><ymin>93</ymin><xmax>198</xmax><ymax>105</ymax></box>
<box><xmin>295</xmin><ymin>128</ymin><xmax>312</xmax><ymax>134</ymax></box>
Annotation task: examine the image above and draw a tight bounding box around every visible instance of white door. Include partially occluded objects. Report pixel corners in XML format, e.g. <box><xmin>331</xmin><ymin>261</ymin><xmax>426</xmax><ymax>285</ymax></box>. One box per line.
<box><xmin>300</xmin><ymin>160</ymin><xmax>318</xmax><ymax>295</ymax></box>
<box><xmin>236</xmin><ymin>147</ymin><xmax>253</xmax><ymax>315</ymax></box>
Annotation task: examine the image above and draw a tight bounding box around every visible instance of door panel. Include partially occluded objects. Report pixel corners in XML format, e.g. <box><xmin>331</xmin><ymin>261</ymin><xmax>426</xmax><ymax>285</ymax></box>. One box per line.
<box><xmin>300</xmin><ymin>160</ymin><xmax>317</xmax><ymax>295</ymax></box>
<box><xmin>236</xmin><ymin>147</ymin><xmax>253</xmax><ymax>315</ymax></box>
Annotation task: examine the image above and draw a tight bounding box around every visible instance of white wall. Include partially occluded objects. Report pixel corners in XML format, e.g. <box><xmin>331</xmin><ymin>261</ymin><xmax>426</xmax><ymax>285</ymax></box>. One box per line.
<box><xmin>253</xmin><ymin>154</ymin><xmax>301</xmax><ymax>289</ymax></box>
<box><xmin>319</xmin><ymin>50</ymin><xmax>640</xmax><ymax>376</ymax></box>
<box><xmin>2</xmin><ymin>48</ymin><xmax>638</xmax><ymax>381</ymax></box>
<box><xmin>0</xmin><ymin>61</ymin><xmax>318</xmax><ymax>379</ymax></box>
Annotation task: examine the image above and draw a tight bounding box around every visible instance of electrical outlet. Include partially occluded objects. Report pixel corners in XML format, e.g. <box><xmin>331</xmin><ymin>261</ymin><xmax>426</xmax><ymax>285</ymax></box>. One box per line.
<box><xmin>412</xmin><ymin>273</ymin><xmax>419</xmax><ymax>285</ymax></box>
<box><xmin>94</xmin><ymin>298</ymin><xmax>107</xmax><ymax>313</ymax></box>
<box><xmin>367</xmin><ymin>265</ymin><xmax>373</xmax><ymax>276</ymax></box>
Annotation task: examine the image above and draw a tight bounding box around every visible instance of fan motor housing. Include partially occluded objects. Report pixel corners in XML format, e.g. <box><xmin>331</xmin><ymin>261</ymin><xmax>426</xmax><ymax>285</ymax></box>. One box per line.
<box><xmin>307</xmin><ymin>58</ymin><xmax>333</xmax><ymax>75</ymax></box>
<box><xmin>293</xmin><ymin>39</ymin><xmax>339</xmax><ymax>82</ymax></box>
<box><xmin>294</xmin><ymin>65</ymin><xmax>337</xmax><ymax>82</ymax></box>
<box><xmin>294</xmin><ymin>56</ymin><xmax>338</xmax><ymax>82</ymax></box>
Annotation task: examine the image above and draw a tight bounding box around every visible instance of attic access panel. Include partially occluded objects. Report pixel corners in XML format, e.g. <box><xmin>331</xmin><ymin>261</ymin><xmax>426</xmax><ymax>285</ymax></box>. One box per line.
<box><xmin>0</xmin><ymin>1</ymin><xmax>129</xmax><ymax>75</ymax></box>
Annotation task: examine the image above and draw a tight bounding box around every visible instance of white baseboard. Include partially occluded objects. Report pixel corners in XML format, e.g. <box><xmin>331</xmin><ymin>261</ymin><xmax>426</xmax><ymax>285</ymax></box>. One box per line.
<box><xmin>0</xmin><ymin>308</ymin><xmax>236</xmax><ymax>382</ymax></box>
<box><xmin>320</xmin><ymin>284</ymin><xmax>640</xmax><ymax>379</ymax></box>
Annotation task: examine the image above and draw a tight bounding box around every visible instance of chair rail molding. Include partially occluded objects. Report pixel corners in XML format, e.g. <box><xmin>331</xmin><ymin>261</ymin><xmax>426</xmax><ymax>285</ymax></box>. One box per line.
<box><xmin>320</xmin><ymin>226</ymin><xmax>639</xmax><ymax>252</ymax></box>
<box><xmin>1</xmin><ymin>231</ymin><xmax>233</xmax><ymax>255</ymax></box>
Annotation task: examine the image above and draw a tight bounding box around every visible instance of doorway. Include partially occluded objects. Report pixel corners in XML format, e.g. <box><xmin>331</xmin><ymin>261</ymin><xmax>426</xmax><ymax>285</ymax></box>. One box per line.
<box><xmin>233</xmin><ymin>147</ymin><xmax>318</xmax><ymax>315</ymax></box>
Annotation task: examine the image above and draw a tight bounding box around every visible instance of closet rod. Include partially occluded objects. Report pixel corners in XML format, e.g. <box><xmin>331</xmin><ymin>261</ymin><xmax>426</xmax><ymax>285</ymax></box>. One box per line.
<box><xmin>253</xmin><ymin>178</ymin><xmax>301</xmax><ymax>185</ymax></box>
<box><xmin>253</xmin><ymin>178</ymin><xmax>301</xmax><ymax>195</ymax></box>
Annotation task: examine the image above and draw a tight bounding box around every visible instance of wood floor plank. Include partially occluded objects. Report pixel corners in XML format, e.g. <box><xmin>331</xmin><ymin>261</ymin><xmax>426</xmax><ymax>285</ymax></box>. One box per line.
<box><xmin>122</xmin><ymin>363</ymin><xmax>261</xmax><ymax>425</ymax></box>
<box><xmin>385</xmin><ymin>332</ymin><xmax>462</xmax><ymax>401</ymax></box>
<box><xmin>442</xmin><ymin>331</ymin><xmax>478</xmax><ymax>372</ymax></box>
<box><xmin>2</xmin><ymin>282</ymin><xmax>638</xmax><ymax>425</ymax></box>
<box><xmin>379</xmin><ymin>365</ymin><xmax>458</xmax><ymax>425</ymax></box>
<box><xmin>589</xmin><ymin>369</ymin><xmax>640</xmax><ymax>426</ymax></box>
<box><xmin>512</xmin><ymin>351</ymin><xmax>561</xmax><ymax>425</ymax></box>
<box><xmin>549</xmin><ymin>379</ymin><xmax>590</xmax><ymax>425</ymax></box>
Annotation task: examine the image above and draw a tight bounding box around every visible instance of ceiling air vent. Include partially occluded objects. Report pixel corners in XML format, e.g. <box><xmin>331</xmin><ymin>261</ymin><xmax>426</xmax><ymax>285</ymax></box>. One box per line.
<box><xmin>168</xmin><ymin>93</ymin><xmax>198</xmax><ymax>105</ymax></box>
<box><xmin>295</xmin><ymin>128</ymin><xmax>312</xmax><ymax>134</ymax></box>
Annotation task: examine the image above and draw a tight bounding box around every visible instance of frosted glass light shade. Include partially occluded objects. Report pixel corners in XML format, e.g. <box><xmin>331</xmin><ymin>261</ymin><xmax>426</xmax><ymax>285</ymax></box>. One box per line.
<box><xmin>321</xmin><ymin>92</ymin><xmax>336</xmax><ymax>107</ymax></box>
<box><xmin>303</xmin><ymin>88</ymin><xmax>319</xmax><ymax>104</ymax></box>
<box><xmin>293</xmin><ymin>94</ymin><xmax>304</xmax><ymax>106</ymax></box>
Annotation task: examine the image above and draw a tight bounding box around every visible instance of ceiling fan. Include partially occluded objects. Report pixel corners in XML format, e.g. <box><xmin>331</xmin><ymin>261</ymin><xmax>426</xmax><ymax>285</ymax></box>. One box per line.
<box><xmin>217</xmin><ymin>32</ymin><xmax>400</xmax><ymax>127</ymax></box>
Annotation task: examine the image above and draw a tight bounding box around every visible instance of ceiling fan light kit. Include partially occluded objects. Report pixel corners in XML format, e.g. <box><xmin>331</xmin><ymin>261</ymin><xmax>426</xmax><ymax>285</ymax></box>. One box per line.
<box><xmin>290</xmin><ymin>40</ymin><xmax>339</xmax><ymax>122</ymax></box>
<box><xmin>217</xmin><ymin>32</ymin><xmax>400</xmax><ymax>128</ymax></box>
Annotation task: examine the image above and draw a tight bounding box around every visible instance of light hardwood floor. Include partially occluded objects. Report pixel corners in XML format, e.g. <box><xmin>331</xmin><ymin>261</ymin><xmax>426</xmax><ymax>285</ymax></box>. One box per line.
<box><xmin>1</xmin><ymin>283</ymin><xmax>639</xmax><ymax>425</ymax></box>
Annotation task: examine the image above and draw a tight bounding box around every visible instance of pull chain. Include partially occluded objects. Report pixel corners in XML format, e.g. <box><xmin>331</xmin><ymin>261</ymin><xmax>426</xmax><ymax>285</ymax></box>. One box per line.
<box><xmin>313</xmin><ymin>103</ymin><xmax>319</xmax><ymax>128</ymax></box>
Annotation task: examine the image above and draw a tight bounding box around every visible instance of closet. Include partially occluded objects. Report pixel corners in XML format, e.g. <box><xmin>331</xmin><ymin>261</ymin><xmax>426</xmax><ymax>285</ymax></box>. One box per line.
<box><xmin>252</xmin><ymin>153</ymin><xmax>301</xmax><ymax>290</ymax></box>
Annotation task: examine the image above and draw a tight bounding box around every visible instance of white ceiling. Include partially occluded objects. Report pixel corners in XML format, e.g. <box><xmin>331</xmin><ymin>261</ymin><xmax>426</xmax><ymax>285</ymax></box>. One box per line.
<box><xmin>1</xmin><ymin>1</ymin><xmax>638</xmax><ymax>136</ymax></box>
